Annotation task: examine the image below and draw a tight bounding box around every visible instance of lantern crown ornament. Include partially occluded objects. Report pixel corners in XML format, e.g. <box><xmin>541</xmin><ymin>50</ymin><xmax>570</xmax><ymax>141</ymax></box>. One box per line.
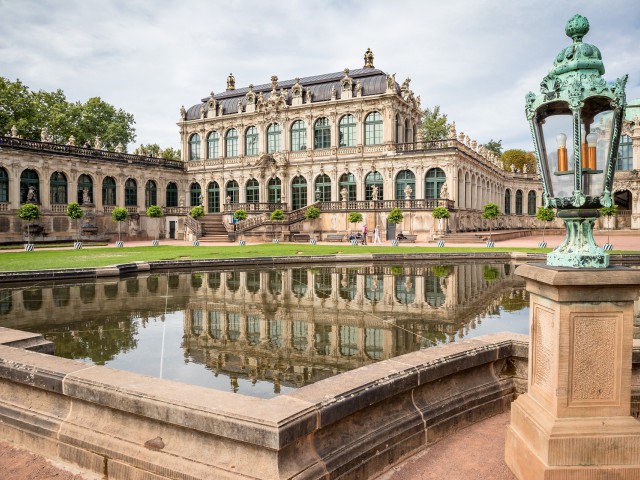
<box><xmin>525</xmin><ymin>14</ymin><xmax>627</xmax><ymax>268</ymax></box>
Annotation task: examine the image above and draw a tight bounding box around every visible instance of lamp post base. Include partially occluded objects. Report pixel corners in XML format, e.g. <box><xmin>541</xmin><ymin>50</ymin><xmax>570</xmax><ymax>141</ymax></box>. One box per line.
<box><xmin>547</xmin><ymin>210</ymin><xmax>608</xmax><ymax>268</ymax></box>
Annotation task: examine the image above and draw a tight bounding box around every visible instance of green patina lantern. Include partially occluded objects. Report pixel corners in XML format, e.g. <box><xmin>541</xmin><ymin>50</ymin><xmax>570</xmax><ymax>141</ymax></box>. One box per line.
<box><xmin>526</xmin><ymin>14</ymin><xmax>627</xmax><ymax>268</ymax></box>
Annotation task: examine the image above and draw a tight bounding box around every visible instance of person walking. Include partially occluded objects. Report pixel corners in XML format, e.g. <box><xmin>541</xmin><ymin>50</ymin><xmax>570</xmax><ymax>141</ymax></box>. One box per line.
<box><xmin>373</xmin><ymin>225</ymin><xmax>382</xmax><ymax>244</ymax></box>
<box><xmin>362</xmin><ymin>224</ymin><xmax>368</xmax><ymax>245</ymax></box>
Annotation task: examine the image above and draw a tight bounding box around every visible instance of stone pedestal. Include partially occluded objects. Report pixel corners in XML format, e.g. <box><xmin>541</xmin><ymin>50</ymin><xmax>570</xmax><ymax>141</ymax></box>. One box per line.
<box><xmin>505</xmin><ymin>264</ymin><xmax>640</xmax><ymax>479</ymax></box>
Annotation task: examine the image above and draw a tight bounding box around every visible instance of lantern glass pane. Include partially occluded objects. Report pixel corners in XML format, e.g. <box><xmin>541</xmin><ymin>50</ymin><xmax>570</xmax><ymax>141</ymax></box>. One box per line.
<box><xmin>582</xmin><ymin>109</ymin><xmax>613</xmax><ymax>197</ymax></box>
<box><xmin>541</xmin><ymin>113</ymin><xmax>574</xmax><ymax>198</ymax></box>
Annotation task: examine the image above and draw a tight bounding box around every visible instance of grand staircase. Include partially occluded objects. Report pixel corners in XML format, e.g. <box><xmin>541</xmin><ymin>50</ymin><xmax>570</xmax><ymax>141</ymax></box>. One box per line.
<box><xmin>199</xmin><ymin>214</ymin><xmax>230</xmax><ymax>242</ymax></box>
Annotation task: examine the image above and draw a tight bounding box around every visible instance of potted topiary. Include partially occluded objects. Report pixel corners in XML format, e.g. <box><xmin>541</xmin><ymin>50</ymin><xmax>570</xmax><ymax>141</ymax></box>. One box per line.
<box><xmin>190</xmin><ymin>205</ymin><xmax>205</xmax><ymax>246</ymax></box>
<box><xmin>348</xmin><ymin>211</ymin><xmax>363</xmax><ymax>243</ymax></box>
<box><xmin>66</xmin><ymin>202</ymin><xmax>84</xmax><ymax>249</ymax></box>
<box><xmin>147</xmin><ymin>205</ymin><xmax>163</xmax><ymax>246</ymax></box>
<box><xmin>111</xmin><ymin>207</ymin><xmax>128</xmax><ymax>247</ymax></box>
<box><xmin>535</xmin><ymin>206</ymin><xmax>555</xmax><ymax>248</ymax></box>
<box><xmin>482</xmin><ymin>203</ymin><xmax>500</xmax><ymax>247</ymax></box>
<box><xmin>387</xmin><ymin>208</ymin><xmax>404</xmax><ymax>243</ymax></box>
<box><xmin>304</xmin><ymin>205</ymin><xmax>321</xmax><ymax>240</ymax></box>
<box><xmin>18</xmin><ymin>203</ymin><xmax>40</xmax><ymax>251</ymax></box>
<box><xmin>270</xmin><ymin>208</ymin><xmax>285</xmax><ymax>242</ymax></box>
<box><xmin>432</xmin><ymin>206</ymin><xmax>450</xmax><ymax>234</ymax></box>
<box><xmin>599</xmin><ymin>204</ymin><xmax>618</xmax><ymax>250</ymax></box>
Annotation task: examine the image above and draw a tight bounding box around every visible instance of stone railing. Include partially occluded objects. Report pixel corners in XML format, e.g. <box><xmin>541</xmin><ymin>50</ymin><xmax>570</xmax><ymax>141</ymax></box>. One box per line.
<box><xmin>234</xmin><ymin>202</ymin><xmax>318</xmax><ymax>232</ymax></box>
<box><xmin>185</xmin><ymin>215</ymin><xmax>201</xmax><ymax>238</ymax></box>
<box><xmin>223</xmin><ymin>202</ymin><xmax>287</xmax><ymax>213</ymax></box>
<box><xmin>125</xmin><ymin>206</ymin><xmax>139</xmax><ymax>214</ymax></box>
<box><xmin>164</xmin><ymin>206</ymin><xmax>190</xmax><ymax>215</ymax></box>
<box><xmin>319</xmin><ymin>198</ymin><xmax>454</xmax><ymax>212</ymax></box>
<box><xmin>50</xmin><ymin>204</ymin><xmax>67</xmax><ymax>213</ymax></box>
<box><xmin>103</xmin><ymin>206</ymin><xmax>115</xmax><ymax>214</ymax></box>
<box><xmin>0</xmin><ymin>136</ymin><xmax>185</xmax><ymax>170</ymax></box>
<box><xmin>0</xmin><ymin>203</ymin><xmax>7</xmax><ymax>212</ymax></box>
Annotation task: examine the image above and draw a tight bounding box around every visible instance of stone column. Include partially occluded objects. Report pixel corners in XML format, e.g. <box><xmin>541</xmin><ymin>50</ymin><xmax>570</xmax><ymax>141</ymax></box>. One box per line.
<box><xmin>505</xmin><ymin>264</ymin><xmax>640</xmax><ymax>479</ymax></box>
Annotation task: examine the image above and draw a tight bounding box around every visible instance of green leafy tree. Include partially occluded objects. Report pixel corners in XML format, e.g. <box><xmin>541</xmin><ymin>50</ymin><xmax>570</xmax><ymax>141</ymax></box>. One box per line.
<box><xmin>17</xmin><ymin>203</ymin><xmax>40</xmax><ymax>245</ymax></box>
<box><xmin>233</xmin><ymin>209</ymin><xmax>248</xmax><ymax>221</ymax></box>
<box><xmin>304</xmin><ymin>206</ymin><xmax>321</xmax><ymax>220</ymax></box>
<box><xmin>420</xmin><ymin>105</ymin><xmax>449</xmax><ymax>143</ymax></box>
<box><xmin>387</xmin><ymin>208</ymin><xmax>404</xmax><ymax>226</ymax></box>
<box><xmin>348</xmin><ymin>211</ymin><xmax>363</xmax><ymax>232</ymax></box>
<box><xmin>483</xmin><ymin>266</ymin><xmax>499</xmax><ymax>281</ymax></box>
<box><xmin>432</xmin><ymin>206</ymin><xmax>450</xmax><ymax>233</ymax></box>
<box><xmin>111</xmin><ymin>207</ymin><xmax>128</xmax><ymax>243</ymax></box>
<box><xmin>66</xmin><ymin>202</ymin><xmax>84</xmax><ymax>242</ymax></box>
<box><xmin>190</xmin><ymin>205</ymin><xmax>205</xmax><ymax>220</ymax></box>
<box><xmin>162</xmin><ymin>147</ymin><xmax>181</xmax><ymax>161</ymax></box>
<box><xmin>500</xmin><ymin>149</ymin><xmax>537</xmax><ymax>173</ymax></box>
<box><xmin>484</xmin><ymin>139</ymin><xmax>503</xmax><ymax>156</ymax></box>
<box><xmin>146</xmin><ymin>205</ymin><xmax>163</xmax><ymax>241</ymax></box>
<box><xmin>599</xmin><ymin>204</ymin><xmax>618</xmax><ymax>244</ymax></box>
<box><xmin>535</xmin><ymin>206</ymin><xmax>555</xmax><ymax>244</ymax></box>
<box><xmin>482</xmin><ymin>203</ymin><xmax>500</xmax><ymax>242</ymax></box>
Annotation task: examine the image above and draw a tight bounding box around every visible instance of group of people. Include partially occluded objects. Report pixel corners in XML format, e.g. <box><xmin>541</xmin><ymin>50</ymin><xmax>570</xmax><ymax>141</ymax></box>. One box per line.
<box><xmin>347</xmin><ymin>225</ymin><xmax>382</xmax><ymax>245</ymax></box>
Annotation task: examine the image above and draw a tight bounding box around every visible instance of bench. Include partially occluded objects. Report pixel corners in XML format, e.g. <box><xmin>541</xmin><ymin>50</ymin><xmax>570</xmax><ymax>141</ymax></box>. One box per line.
<box><xmin>397</xmin><ymin>234</ymin><xmax>418</xmax><ymax>243</ymax></box>
<box><xmin>291</xmin><ymin>233</ymin><xmax>311</xmax><ymax>242</ymax></box>
<box><xmin>326</xmin><ymin>234</ymin><xmax>345</xmax><ymax>242</ymax></box>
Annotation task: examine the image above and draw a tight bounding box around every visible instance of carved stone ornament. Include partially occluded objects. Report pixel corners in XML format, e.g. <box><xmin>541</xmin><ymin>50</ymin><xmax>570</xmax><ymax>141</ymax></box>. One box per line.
<box><xmin>341</xmin><ymin>68</ymin><xmax>352</xmax><ymax>92</ymax></box>
<box><xmin>180</xmin><ymin>105</ymin><xmax>187</xmax><ymax>120</ymax></box>
<box><xmin>245</xmin><ymin>85</ymin><xmax>256</xmax><ymax>104</ymax></box>
<box><xmin>363</xmin><ymin>48</ymin><xmax>374</xmax><ymax>68</ymax></box>
<box><xmin>227</xmin><ymin>73</ymin><xmax>235</xmax><ymax>91</ymax></box>
<box><xmin>291</xmin><ymin>78</ymin><xmax>302</xmax><ymax>97</ymax></box>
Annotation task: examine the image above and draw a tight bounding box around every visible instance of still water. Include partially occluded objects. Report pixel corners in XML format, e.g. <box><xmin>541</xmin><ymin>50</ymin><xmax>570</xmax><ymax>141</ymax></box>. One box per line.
<box><xmin>0</xmin><ymin>262</ymin><xmax>530</xmax><ymax>398</ymax></box>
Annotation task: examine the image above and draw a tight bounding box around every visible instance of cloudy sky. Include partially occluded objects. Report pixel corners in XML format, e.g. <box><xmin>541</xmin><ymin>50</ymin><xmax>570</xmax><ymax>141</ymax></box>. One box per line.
<box><xmin>1</xmin><ymin>0</ymin><xmax>639</xmax><ymax>152</ymax></box>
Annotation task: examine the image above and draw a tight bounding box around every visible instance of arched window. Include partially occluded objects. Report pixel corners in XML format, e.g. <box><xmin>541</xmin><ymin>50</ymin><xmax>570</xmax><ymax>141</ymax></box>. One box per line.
<box><xmin>365</xmin><ymin>328</ymin><xmax>383</xmax><ymax>360</ymax></box>
<box><xmin>77</xmin><ymin>174</ymin><xmax>93</xmax><ymax>205</ymax></box>
<box><xmin>225</xmin><ymin>128</ymin><xmax>238</xmax><ymax>157</ymax></box>
<box><xmin>404</xmin><ymin>119</ymin><xmax>409</xmax><ymax>143</ymax></box>
<box><xmin>226</xmin><ymin>180</ymin><xmax>239</xmax><ymax>204</ymax></box>
<box><xmin>207</xmin><ymin>131</ymin><xmax>219</xmax><ymax>159</ymax></box>
<box><xmin>365</xmin><ymin>274</ymin><xmax>384</xmax><ymax>302</ymax></box>
<box><xmin>395</xmin><ymin>275</ymin><xmax>416</xmax><ymax>304</ymax></box>
<box><xmin>515</xmin><ymin>190</ymin><xmax>523</xmax><ymax>215</ymax></box>
<box><xmin>20</xmin><ymin>169</ymin><xmax>39</xmax><ymax>204</ymax></box>
<box><xmin>0</xmin><ymin>168</ymin><xmax>8</xmax><ymax>203</ymax></box>
<box><xmin>504</xmin><ymin>189</ymin><xmax>511</xmax><ymax>215</ymax></box>
<box><xmin>290</xmin><ymin>120</ymin><xmax>307</xmax><ymax>151</ymax></box>
<box><xmin>207</xmin><ymin>181</ymin><xmax>220</xmax><ymax>213</ymax></box>
<box><xmin>189</xmin><ymin>182</ymin><xmax>201</xmax><ymax>207</ymax></box>
<box><xmin>102</xmin><ymin>177</ymin><xmax>116</xmax><ymax>206</ymax></box>
<box><xmin>395</xmin><ymin>170</ymin><xmax>415</xmax><ymax>200</ymax></box>
<box><xmin>291</xmin><ymin>175</ymin><xmax>307</xmax><ymax>210</ymax></box>
<box><xmin>245</xmin><ymin>126</ymin><xmax>258</xmax><ymax>156</ymax></box>
<box><xmin>145</xmin><ymin>180</ymin><xmax>157</xmax><ymax>207</ymax></box>
<box><xmin>617</xmin><ymin>135</ymin><xmax>632</xmax><ymax>171</ymax></box>
<box><xmin>527</xmin><ymin>190</ymin><xmax>537</xmax><ymax>215</ymax></box>
<box><xmin>425</xmin><ymin>168</ymin><xmax>446</xmax><ymax>199</ymax></box>
<box><xmin>166</xmin><ymin>182</ymin><xmax>178</xmax><ymax>207</ymax></box>
<box><xmin>189</xmin><ymin>133</ymin><xmax>201</xmax><ymax>161</ymax></box>
<box><xmin>125</xmin><ymin>179</ymin><xmax>137</xmax><ymax>206</ymax></box>
<box><xmin>395</xmin><ymin>114</ymin><xmax>400</xmax><ymax>143</ymax></box>
<box><xmin>246</xmin><ymin>271</ymin><xmax>261</xmax><ymax>294</ymax></box>
<box><xmin>50</xmin><ymin>171</ymin><xmax>67</xmax><ymax>204</ymax></box>
<box><xmin>365</xmin><ymin>171</ymin><xmax>384</xmax><ymax>200</ymax></box>
<box><xmin>340</xmin><ymin>326</ymin><xmax>358</xmax><ymax>357</ymax></box>
<box><xmin>425</xmin><ymin>272</ymin><xmax>445</xmax><ymax>307</ymax></box>
<box><xmin>314</xmin><ymin>117</ymin><xmax>330</xmax><ymax>149</ymax></box>
<box><xmin>292</xmin><ymin>269</ymin><xmax>308</xmax><ymax>298</ymax></box>
<box><xmin>267</xmin><ymin>123</ymin><xmax>281</xmax><ymax>153</ymax></box>
<box><xmin>314</xmin><ymin>174</ymin><xmax>331</xmax><ymax>202</ymax></box>
<box><xmin>268</xmin><ymin>177</ymin><xmax>281</xmax><ymax>203</ymax></box>
<box><xmin>246</xmin><ymin>178</ymin><xmax>259</xmax><ymax>203</ymax></box>
<box><xmin>364</xmin><ymin>111</ymin><xmax>383</xmax><ymax>145</ymax></box>
<box><xmin>413</xmin><ymin>124</ymin><xmax>417</xmax><ymax>143</ymax></box>
<box><xmin>339</xmin><ymin>114</ymin><xmax>356</xmax><ymax>147</ymax></box>
<box><xmin>339</xmin><ymin>173</ymin><xmax>356</xmax><ymax>201</ymax></box>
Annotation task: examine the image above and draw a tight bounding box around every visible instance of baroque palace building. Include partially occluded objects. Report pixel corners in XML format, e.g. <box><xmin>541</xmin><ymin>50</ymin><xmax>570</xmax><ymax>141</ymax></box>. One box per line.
<box><xmin>0</xmin><ymin>49</ymin><xmax>639</xmax><ymax>242</ymax></box>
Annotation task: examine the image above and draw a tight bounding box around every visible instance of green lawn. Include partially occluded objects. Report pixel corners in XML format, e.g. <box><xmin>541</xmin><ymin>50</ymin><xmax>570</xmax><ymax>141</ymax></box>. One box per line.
<box><xmin>0</xmin><ymin>244</ymin><xmax>558</xmax><ymax>272</ymax></box>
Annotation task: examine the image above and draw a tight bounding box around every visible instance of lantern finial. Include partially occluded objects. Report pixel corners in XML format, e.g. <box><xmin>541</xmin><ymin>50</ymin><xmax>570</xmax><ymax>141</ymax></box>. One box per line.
<box><xmin>565</xmin><ymin>14</ymin><xmax>589</xmax><ymax>43</ymax></box>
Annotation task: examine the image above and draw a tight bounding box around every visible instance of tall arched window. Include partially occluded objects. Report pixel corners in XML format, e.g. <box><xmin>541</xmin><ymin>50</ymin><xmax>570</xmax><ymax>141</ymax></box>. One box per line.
<box><xmin>245</xmin><ymin>126</ymin><xmax>258</xmax><ymax>156</ymax></box>
<box><xmin>515</xmin><ymin>190</ymin><xmax>523</xmax><ymax>215</ymax></box>
<box><xmin>527</xmin><ymin>190</ymin><xmax>537</xmax><ymax>215</ymax></box>
<box><xmin>166</xmin><ymin>182</ymin><xmax>178</xmax><ymax>207</ymax></box>
<box><xmin>339</xmin><ymin>173</ymin><xmax>356</xmax><ymax>201</ymax></box>
<box><xmin>395</xmin><ymin>114</ymin><xmax>400</xmax><ymax>143</ymax></box>
<box><xmin>395</xmin><ymin>170</ymin><xmax>415</xmax><ymax>200</ymax></box>
<box><xmin>314</xmin><ymin>174</ymin><xmax>331</xmax><ymax>202</ymax></box>
<box><xmin>365</xmin><ymin>171</ymin><xmax>384</xmax><ymax>200</ymax></box>
<box><xmin>425</xmin><ymin>272</ymin><xmax>445</xmax><ymax>308</ymax></box>
<box><xmin>291</xmin><ymin>176</ymin><xmax>307</xmax><ymax>210</ymax></box>
<box><xmin>246</xmin><ymin>179</ymin><xmax>259</xmax><ymax>204</ymax></box>
<box><xmin>102</xmin><ymin>177</ymin><xmax>116</xmax><ymax>206</ymax></box>
<box><xmin>225</xmin><ymin>128</ymin><xmax>238</xmax><ymax>157</ymax></box>
<box><xmin>20</xmin><ymin>169</ymin><xmax>39</xmax><ymax>204</ymax></box>
<box><xmin>189</xmin><ymin>182</ymin><xmax>201</xmax><ymax>207</ymax></box>
<box><xmin>0</xmin><ymin>168</ymin><xmax>8</xmax><ymax>203</ymax></box>
<box><xmin>425</xmin><ymin>168</ymin><xmax>446</xmax><ymax>199</ymax></box>
<box><xmin>50</xmin><ymin>171</ymin><xmax>67</xmax><ymax>204</ymax></box>
<box><xmin>226</xmin><ymin>180</ymin><xmax>239</xmax><ymax>204</ymax></box>
<box><xmin>77</xmin><ymin>174</ymin><xmax>93</xmax><ymax>205</ymax></box>
<box><xmin>504</xmin><ymin>189</ymin><xmax>512</xmax><ymax>214</ymax></box>
<box><xmin>145</xmin><ymin>180</ymin><xmax>157</xmax><ymax>207</ymax></box>
<box><xmin>314</xmin><ymin>117</ymin><xmax>330</xmax><ymax>149</ymax></box>
<box><xmin>617</xmin><ymin>135</ymin><xmax>632</xmax><ymax>171</ymax></box>
<box><xmin>395</xmin><ymin>275</ymin><xmax>416</xmax><ymax>304</ymax></box>
<box><xmin>125</xmin><ymin>179</ymin><xmax>137</xmax><ymax>206</ymax></box>
<box><xmin>207</xmin><ymin>181</ymin><xmax>219</xmax><ymax>213</ymax></box>
<box><xmin>404</xmin><ymin>119</ymin><xmax>409</xmax><ymax>143</ymax></box>
<box><xmin>364</xmin><ymin>111</ymin><xmax>383</xmax><ymax>145</ymax></box>
<box><xmin>268</xmin><ymin>177</ymin><xmax>281</xmax><ymax>203</ymax></box>
<box><xmin>189</xmin><ymin>133</ymin><xmax>201</xmax><ymax>161</ymax></box>
<box><xmin>267</xmin><ymin>123</ymin><xmax>281</xmax><ymax>153</ymax></box>
<box><xmin>290</xmin><ymin>120</ymin><xmax>306</xmax><ymax>151</ymax></box>
<box><xmin>207</xmin><ymin>131</ymin><xmax>219</xmax><ymax>159</ymax></box>
<box><xmin>339</xmin><ymin>114</ymin><xmax>356</xmax><ymax>147</ymax></box>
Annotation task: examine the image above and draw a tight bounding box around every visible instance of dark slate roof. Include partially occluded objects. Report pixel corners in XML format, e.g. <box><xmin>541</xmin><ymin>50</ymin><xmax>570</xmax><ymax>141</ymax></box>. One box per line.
<box><xmin>185</xmin><ymin>68</ymin><xmax>394</xmax><ymax>120</ymax></box>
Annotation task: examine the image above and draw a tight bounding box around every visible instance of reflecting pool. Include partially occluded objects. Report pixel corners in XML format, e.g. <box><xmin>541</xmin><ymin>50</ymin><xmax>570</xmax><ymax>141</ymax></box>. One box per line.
<box><xmin>0</xmin><ymin>262</ymin><xmax>530</xmax><ymax>398</ymax></box>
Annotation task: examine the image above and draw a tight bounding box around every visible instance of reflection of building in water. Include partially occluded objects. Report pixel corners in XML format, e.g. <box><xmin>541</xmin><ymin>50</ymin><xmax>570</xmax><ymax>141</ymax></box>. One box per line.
<box><xmin>181</xmin><ymin>263</ymin><xmax>525</xmax><ymax>389</ymax></box>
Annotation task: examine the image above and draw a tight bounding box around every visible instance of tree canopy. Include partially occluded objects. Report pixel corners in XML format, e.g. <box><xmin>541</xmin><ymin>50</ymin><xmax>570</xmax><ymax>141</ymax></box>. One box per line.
<box><xmin>1</xmin><ymin>77</ymin><xmax>136</xmax><ymax>150</ymax></box>
<box><xmin>500</xmin><ymin>149</ymin><xmax>537</xmax><ymax>173</ymax></box>
<box><xmin>135</xmin><ymin>143</ymin><xmax>181</xmax><ymax>160</ymax></box>
<box><xmin>420</xmin><ymin>105</ymin><xmax>449</xmax><ymax>142</ymax></box>
<box><xmin>484</xmin><ymin>139</ymin><xmax>503</xmax><ymax>156</ymax></box>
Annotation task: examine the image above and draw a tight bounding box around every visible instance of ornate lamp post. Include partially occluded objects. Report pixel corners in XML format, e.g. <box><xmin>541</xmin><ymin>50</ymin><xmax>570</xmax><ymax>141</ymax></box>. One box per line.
<box><xmin>525</xmin><ymin>14</ymin><xmax>627</xmax><ymax>268</ymax></box>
